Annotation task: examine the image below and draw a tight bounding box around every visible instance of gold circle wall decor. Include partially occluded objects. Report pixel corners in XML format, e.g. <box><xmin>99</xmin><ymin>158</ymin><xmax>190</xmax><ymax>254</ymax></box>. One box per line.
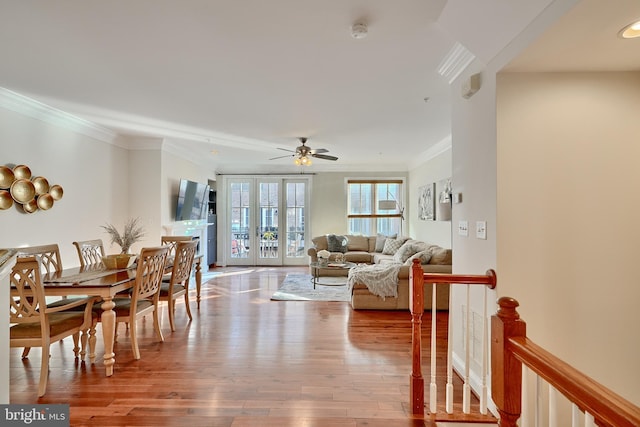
<box><xmin>2</xmin><ymin>164</ymin><xmax>63</xmax><ymax>213</ymax></box>
<box><xmin>32</xmin><ymin>176</ymin><xmax>50</xmax><ymax>195</ymax></box>
<box><xmin>49</xmin><ymin>184</ymin><xmax>63</xmax><ymax>200</ymax></box>
<box><xmin>10</xmin><ymin>179</ymin><xmax>36</xmax><ymax>203</ymax></box>
<box><xmin>0</xmin><ymin>166</ymin><xmax>15</xmax><ymax>189</ymax></box>
<box><xmin>0</xmin><ymin>190</ymin><xmax>13</xmax><ymax>210</ymax></box>
<box><xmin>22</xmin><ymin>199</ymin><xmax>38</xmax><ymax>213</ymax></box>
<box><xmin>13</xmin><ymin>165</ymin><xmax>32</xmax><ymax>180</ymax></box>
<box><xmin>36</xmin><ymin>193</ymin><xmax>54</xmax><ymax>210</ymax></box>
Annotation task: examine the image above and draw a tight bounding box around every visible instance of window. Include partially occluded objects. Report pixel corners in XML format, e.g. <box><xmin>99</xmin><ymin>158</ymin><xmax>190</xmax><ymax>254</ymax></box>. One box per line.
<box><xmin>347</xmin><ymin>179</ymin><xmax>404</xmax><ymax>236</ymax></box>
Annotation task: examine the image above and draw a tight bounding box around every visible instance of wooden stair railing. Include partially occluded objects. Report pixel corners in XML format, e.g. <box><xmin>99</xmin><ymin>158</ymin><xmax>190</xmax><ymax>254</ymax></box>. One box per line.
<box><xmin>491</xmin><ymin>297</ymin><xmax>640</xmax><ymax>427</ymax></box>
<box><xmin>409</xmin><ymin>260</ymin><xmax>497</xmax><ymax>417</ymax></box>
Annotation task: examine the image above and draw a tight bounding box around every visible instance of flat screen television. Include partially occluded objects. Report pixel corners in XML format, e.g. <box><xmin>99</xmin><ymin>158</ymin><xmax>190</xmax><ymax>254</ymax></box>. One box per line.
<box><xmin>175</xmin><ymin>179</ymin><xmax>209</xmax><ymax>221</ymax></box>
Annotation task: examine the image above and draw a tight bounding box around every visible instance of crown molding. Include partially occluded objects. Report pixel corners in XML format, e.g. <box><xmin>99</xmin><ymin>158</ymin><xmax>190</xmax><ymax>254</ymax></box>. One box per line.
<box><xmin>0</xmin><ymin>87</ymin><xmax>118</xmax><ymax>143</ymax></box>
<box><xmin>437</xmin><ymin>42</ymin><xmax>476</xmax><ymax>84</ymax></box>
<box><xmin>408</xmin><ymin>135</ymin><xmax>452</xmax><ymax>171</ymax></box>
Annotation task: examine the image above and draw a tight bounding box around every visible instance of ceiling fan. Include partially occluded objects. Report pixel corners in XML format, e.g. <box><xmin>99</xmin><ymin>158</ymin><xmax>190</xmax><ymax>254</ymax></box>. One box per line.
<box><xmin>269</xmin><ymin>137</ymin><xmax>338</xmax><ymax>165</ymax></box>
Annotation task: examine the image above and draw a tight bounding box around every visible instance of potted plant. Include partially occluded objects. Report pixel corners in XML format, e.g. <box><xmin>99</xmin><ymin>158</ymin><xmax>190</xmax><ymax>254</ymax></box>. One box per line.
<box><xmin>100</xmin><ymin>218</ymin><xmax>145</xmax><ymax>269</ymax></box>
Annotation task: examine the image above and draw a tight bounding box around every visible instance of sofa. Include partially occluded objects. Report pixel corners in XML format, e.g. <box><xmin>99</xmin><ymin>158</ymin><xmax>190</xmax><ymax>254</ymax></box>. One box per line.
<box><xmin>308</xmin><ymin>234</ymin><xmax>452</xmax><ymax>310</ymax></box>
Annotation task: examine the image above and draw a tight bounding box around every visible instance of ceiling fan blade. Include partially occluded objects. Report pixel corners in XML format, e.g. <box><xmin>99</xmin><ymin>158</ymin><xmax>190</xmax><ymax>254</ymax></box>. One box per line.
<box><xmin>269</xmin><ymin>154</ymin><xmax>294</xmax><ymax>160</ymax></box>
<box><xmin>277</xmin><ymin>147</ymin><xmax>295</xmax><ymax>153</ymax></box>
<box><xmin>312</xmin><ymin>153</ymin><xmax>338</xmax><ymax>161</ymax></box>
<box><xmin>310</xmin><ymin>148</ymin><xmax>328</xmax><ymax>154</ymax></box>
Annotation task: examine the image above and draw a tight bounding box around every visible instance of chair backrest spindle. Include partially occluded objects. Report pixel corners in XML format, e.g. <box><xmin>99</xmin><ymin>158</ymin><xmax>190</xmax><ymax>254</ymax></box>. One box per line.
<box><xmin>73</xmin><ymin>239</ymin><xmax>106</xmax><ymax>268</ymax></box>
<box><xmin>15</xmin><ymin>244</ymin><xmax>63</xmax><ymax>275</ymax></box>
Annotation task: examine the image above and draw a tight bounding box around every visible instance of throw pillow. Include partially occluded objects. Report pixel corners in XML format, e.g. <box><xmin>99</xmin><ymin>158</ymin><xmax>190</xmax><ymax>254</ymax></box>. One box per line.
<box><xmin>375</xmin><ymin>233</ymin><xmax>397</xmax><ymax>252</ymax></box>
<box><xmin>393</xmin><ymin>242</ymin><xmax>421</xmax><ymax>263</ymax></box>
<box><xmin>382</xmin><ymin>238</ymin><xmax>404</xmax><ymax>255</ymax></box>
<box><xmin>404</xmin><ymin>250</ymin><xmax>432</xmax><ymax>265</ymax></box>
<box><xmin>312</xmin><ymin>236</ymin><xmax>328</xmax><ymax>251</ymax></box>
<box><xmin>327</xmin><ymin>234</ymin><xmax>348</xmax><ymax>253</ymax></box>
<box><xmin>427</xmin><ymin>245</ymin><xmax>452</xmax><ymax>264</ymax></box>
<box><xmin>375</xmin><ymin>234</ymin><xmax>387</xmax><ymax>252</ymax></box>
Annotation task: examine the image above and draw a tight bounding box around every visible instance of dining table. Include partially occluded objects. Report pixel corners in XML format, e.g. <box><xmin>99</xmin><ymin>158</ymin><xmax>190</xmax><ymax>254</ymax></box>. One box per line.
<box><xmin>30</xmin><ymin>254</ymin><xmax>204</xmax><ymax>377</ymax></box>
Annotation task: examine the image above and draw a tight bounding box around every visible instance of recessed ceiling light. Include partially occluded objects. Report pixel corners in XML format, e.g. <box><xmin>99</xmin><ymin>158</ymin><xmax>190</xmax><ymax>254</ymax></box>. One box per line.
<box><xmin>619</xmin><ymin>20</ymin><xmax>640</xmax><ymax>39</ymax></box>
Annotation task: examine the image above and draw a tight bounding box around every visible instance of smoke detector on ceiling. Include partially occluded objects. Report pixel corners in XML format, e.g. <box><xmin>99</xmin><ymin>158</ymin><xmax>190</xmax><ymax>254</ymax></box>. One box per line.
<box><xmin>351</xmin><ymin>23</ymin><xmax>368</xmax><ymax>39</ymax></box>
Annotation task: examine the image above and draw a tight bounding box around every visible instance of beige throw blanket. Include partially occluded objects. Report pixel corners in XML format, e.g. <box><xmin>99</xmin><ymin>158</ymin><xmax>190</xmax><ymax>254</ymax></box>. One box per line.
<box><xmin>347</xmin><ymin>263</ymin><xmax>402</xmax><ymax>299</ymax></box>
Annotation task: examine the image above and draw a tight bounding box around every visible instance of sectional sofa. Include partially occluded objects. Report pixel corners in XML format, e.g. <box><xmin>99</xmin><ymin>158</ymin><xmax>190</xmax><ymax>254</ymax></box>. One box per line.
<box><xmin>308</xmin><ymin>234</ymin><xmax>452</xmax><ymax>310</ymax></box>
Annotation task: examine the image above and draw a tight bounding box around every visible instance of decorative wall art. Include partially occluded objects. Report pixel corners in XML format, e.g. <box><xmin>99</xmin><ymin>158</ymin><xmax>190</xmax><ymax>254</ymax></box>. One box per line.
<box><xmin>437</xmin><ymin>178</ymin><xmax>452</xmax><ymax>221</ymax></box>
<box><xmin>0</xmin><ymin>164</ymin><xmax>63</xmax><ymax>214</ymax></box>
<box><xmin>417</xmin><ymin>183</ymin><xmax>435</xmax><ymax>221</ymax></box>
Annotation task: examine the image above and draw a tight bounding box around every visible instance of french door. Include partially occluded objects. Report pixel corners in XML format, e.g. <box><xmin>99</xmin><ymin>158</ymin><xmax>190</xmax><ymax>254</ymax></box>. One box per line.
<box><xmin>225</xmin><ymin>176</ymin><xmax>309</xmax><ymax>266</ymax></box>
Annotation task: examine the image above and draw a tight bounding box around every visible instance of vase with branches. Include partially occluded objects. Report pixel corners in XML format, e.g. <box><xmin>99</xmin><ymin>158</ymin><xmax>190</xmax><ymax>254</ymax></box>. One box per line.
<box><xmin>101</xmin><ymin>217</ymin><xmax>145</xmax><ymax>254</ymax></box>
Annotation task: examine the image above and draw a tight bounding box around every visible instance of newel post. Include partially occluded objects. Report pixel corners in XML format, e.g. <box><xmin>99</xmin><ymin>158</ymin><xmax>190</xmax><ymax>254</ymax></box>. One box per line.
<box><xmin>491</xmin><ymin>297</ymin><xmax>526</xmax><ymax>427</ymax></box>
<box><xmin>409</xmin><ymin>259</ymin><xmax>425</xmax><ymax>416</ymax></box>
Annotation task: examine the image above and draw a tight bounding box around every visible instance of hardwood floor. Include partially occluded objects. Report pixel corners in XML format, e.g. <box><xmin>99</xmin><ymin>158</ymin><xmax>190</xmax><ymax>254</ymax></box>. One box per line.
<box><xmin>10</xmin><ymin>266</ymin><xmax>496</xmax><ymax>426</ymax></box>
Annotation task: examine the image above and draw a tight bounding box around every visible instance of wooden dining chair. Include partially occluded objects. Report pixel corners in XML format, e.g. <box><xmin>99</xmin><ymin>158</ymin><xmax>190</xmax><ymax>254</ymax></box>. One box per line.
<box><xmin>161</xmin><ymin>235</ymin><xmax>194</xmax><ymax>258</ymax></box>
<box><xmin>159</xmin><ymin>240</ymin><xmax>198</xmax><ymax>331</ymax></box>
<box><xmin>10</xmin><ymin>256</ymin><xmax>97</xmax><ymax>397</ymax></box>
<box><xmin>16</xmin><ymin>243</ymin><xmax>63</xmax><ymax>275</ymax></box>
<box><xmin>160</xmin><ymin>235</ymin><xmax>194</xmax><ymax>281</ymax></box>
<box><xmin>14</xmin><ymin>244</ymin><xmax>76</xmax><ymax>358</ymax></box>
<box><xmin>72</xmin><ymin>239</ymin><xmax>106</xmax><ymax>268</ymax></box>
<box><xmin>104</xmin><ymin>246</ymin><xmax>169</xmax><ymax>360</ymax></box>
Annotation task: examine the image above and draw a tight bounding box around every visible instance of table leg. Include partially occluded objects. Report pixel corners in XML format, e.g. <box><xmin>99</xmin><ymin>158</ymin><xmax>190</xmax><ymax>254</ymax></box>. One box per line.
<box><xmin>100</xmin><ymin>297</ymin><xmax>116</xmax><ymax>377</ymax></box>
<box><xmin>195</xmin><ymin>259</ymin><xmax>202</xmax><ymax>309</ymax></box>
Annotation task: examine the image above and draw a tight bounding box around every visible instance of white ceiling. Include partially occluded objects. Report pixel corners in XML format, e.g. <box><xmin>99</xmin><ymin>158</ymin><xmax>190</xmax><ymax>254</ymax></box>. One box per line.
<box><xmin>1</xmin><ymin>0</ymin><xmax>638</xmax><ymax>174</ymax></box>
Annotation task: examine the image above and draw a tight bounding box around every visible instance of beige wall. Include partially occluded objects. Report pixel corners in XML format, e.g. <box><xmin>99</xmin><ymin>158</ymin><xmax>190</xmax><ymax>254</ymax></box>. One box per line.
<box><xmin>497</xmin><ymin>71</ymin><xmax>640</xmax><ymax>404</ymax></box>
<box><xmin>308</xmin><ymin>171</ymin><xmax>409</xmax><ymax>238</ymax></box>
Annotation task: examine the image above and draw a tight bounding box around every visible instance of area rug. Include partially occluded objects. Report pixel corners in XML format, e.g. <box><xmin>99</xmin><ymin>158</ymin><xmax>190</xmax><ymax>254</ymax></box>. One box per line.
<box><xmin>271</xmin><ymin>273</ymin><xmax>350</xmax><ymax>302</ymax></box>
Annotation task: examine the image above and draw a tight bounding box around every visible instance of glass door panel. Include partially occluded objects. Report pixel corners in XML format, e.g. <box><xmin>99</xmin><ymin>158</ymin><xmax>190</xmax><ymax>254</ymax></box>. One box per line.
<box><xmin>285</xmin><ymin>182</ymin><xmax>305</xmax><ymax>258</ymax></box>
<box><xmin>258</xmin><ymin>181</ymin><xmax>280</xmax><ymax>264</ymax></box>
<box><xmin>228</xmin><ymin>180</ymin><xmax>252</xmax><ymax>263</ymax></box>
<box><xmin>225</xmin><ymin>176</ymin><xmax>309</xmax><ymax>266</ymax></box>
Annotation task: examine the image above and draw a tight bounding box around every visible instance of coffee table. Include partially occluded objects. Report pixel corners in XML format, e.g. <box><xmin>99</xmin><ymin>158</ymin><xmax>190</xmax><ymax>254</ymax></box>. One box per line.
<box><xmin>309</xmin><ymin>261</ymin><xmax>355</xmax><ymax>289</ymax></box>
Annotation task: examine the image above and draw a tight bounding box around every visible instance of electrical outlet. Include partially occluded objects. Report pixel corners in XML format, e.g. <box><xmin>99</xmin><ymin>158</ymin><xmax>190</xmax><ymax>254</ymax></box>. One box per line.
<box><xmin>458</xmin><ymin>220</ymin><xmax>468</xmax><ymax>237</ymax></box>
<box><xmin>476</xmin><ymin>221</ymin><xmax>487</xmax><ymax>239</ymax></box>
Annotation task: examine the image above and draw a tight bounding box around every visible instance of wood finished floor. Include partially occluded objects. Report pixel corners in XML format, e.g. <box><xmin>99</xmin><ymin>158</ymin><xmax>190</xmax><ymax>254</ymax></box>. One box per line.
<box><xmin>10</xmin><ymin>266</ymin><xmax>496</xmax><ymax>426</ymax></box>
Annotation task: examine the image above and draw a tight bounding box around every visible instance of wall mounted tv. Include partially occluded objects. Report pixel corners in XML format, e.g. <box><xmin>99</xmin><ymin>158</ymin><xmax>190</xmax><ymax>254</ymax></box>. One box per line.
<box><xmin>175</xmin><ymin>179</ymin><xmax>210</xmax><ymax>221</ymax></box>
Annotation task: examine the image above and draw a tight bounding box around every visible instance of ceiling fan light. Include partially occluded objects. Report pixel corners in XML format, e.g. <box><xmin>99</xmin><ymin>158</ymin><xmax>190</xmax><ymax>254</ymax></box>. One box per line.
<box><xmin>294</xmin><ymin>157</ymin><xmax>302</xmax><ymax>166</ymax></box>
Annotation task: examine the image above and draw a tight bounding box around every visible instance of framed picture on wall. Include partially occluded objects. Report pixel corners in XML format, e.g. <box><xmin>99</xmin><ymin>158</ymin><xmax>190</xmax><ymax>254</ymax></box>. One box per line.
<box><xmin>418</xmin><ymin>183</ymin><xmax>435</xmax><ymax>221</ymax></box>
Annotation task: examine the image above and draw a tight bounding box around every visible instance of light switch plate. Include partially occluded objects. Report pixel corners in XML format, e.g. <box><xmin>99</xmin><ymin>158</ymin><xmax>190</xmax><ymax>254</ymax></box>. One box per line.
<box><xmin>458</xmin><ymin>220</ymin><xmax>468</xmax><ymax>237</ymax></box>
<box><xmin>476</xmin><ymin>221</ymin><xmax>487</xmax><ymax>239</ymax></box>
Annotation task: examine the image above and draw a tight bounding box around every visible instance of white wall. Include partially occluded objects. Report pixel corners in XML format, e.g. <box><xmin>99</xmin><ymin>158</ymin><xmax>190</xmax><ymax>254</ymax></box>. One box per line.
<box><xmin>448</xmin><ymin>63</ymin><xmax>500</xmax><ymax>400</ymax></box>
<box><xmin>497</xmin><ymin>71</ymin><xmax>640</xmax><ymax>404</ymax></box>
<box><xmin>161</xmin><ymin>147</ymin><xmax>214</xmax><ymax>229</ymax></box>
<box><xmin>0</xmin><ymin>106</ymin><xmax>130</xmax><ymax>263</ymax></box>
<box><xmin>408</xmin><ymin>148</ymin><xmax>453</xmax><ymax>247</ymax></box>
